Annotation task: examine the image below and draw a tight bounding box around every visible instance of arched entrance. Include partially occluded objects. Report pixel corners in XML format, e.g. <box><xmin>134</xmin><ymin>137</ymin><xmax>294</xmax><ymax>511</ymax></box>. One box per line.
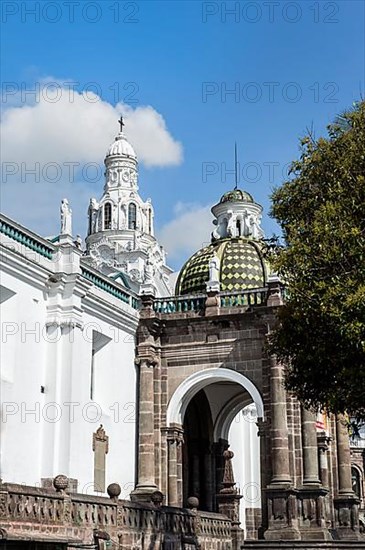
<box><xmin>166</xmin><ymin>368</ymin><xmax>264</xmax><ymax>532</ymax></box>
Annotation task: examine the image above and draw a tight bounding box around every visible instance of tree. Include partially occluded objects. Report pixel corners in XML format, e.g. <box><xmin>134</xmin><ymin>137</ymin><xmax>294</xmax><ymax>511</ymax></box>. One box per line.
<box><xmin>268</xmin><ymin>101</ymin><xmax>365</xmax><ymax>418</ymax></box>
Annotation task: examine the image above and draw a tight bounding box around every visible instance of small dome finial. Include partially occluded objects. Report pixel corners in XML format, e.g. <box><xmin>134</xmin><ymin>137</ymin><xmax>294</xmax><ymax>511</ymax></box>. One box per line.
<box><xmin>118</xmin><ymin>116</ymin><xmax>125</xmax><ymax>133</ymax></box>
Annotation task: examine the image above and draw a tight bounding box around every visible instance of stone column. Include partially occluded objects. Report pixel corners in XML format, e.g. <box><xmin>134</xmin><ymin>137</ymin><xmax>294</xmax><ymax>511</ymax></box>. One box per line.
<box><xmin>131</xmin><ymin>358</ymin><xmax>158</xmax><ymax>501</ymax></box>
<box><xmin>333</xmin><ymin>414</ymin><xmax>360</xmax><ymax>539</ymax></box>
<box><xmin>297</xmin><ymin>408</ymin><xmax>331</xmax><ymax>540</ymax></box>
<box><xmin>269</xmin><ymin>355</ymin><xmax>291</xmax><ymax>484</ymax></box>
<box><xmin>265</xmin><ymin>356</ymin><xmax>300</xmax><ymax>540</ymax></box>
<box><xmin>336</xmin><ymin>415</ymin><xmax>352</xmax><ymax>495</ymax></box>
<box><xmin>166</xmin><ymin>425</ymin><xmax>184</xmax><ymax>507</ymax></box>
<box><xmin>301</xmin><ymin>406</ymin><xmax>320</xmax><ymax>484</ymax></box>
<box><xmin>317</xmin><ymin>432</ymin><xmax>333</xmax><ymax>528</ymax></box>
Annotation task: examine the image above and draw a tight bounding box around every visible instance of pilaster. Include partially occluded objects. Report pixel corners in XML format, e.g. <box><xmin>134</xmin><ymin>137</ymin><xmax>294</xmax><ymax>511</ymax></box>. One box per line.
<box><xmin>164</xmin><ymin>424</ymin><xmax>184</xmax><ymax>507</ymax></box>
<box><xmin>130</xmin><ymin>356</ymin><xmax>159</xmax><ymax>502</ymax></box>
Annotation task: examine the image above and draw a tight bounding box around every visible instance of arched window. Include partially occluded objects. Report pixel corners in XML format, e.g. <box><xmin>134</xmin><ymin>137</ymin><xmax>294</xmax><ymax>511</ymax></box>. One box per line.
<box><xmin>104</xmin><ymin>203</ymin><xmax>112</xmax><ymax>230</ymax></box>
<box><xmin>128</xmin><ymin>203</ymin><xmax>137</xmax><ymax>229</ymax></box>
<box><xmin>148</xmin><ymin>209</ymin><xmax>152</xmax><ymax>234</ymax></box>
<box><xmin>351</xmin><ymin>466</ymin><xmax>361</xmax><ymax>498</ymax></box>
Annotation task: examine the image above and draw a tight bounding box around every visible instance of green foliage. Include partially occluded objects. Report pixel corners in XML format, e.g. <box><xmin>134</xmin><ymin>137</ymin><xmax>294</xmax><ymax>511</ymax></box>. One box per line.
<box><xmin>269</xmin><ymin>101</ymin><xmax>365</xmax><ymax>418</ymax></box>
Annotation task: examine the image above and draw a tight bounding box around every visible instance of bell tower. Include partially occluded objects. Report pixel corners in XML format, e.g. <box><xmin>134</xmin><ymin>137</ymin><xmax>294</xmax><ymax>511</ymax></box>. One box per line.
<box><xmin>84</xmin><ymin>119</ymin><xmax>173</xmax><ymax>296</ymax></box>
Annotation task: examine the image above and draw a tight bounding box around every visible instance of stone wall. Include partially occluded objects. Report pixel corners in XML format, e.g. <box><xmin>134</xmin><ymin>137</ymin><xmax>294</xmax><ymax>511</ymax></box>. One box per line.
<box><xmin>133</xmin><ymin>290</ymin><xmax>364</xmax><ymax>543</ymax></box>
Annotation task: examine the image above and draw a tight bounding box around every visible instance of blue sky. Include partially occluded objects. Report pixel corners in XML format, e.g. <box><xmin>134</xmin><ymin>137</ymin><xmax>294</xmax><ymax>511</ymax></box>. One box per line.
<box><xmin>1</xmin><ymin>0</ymin><xmax>364</xmax><ymax>269</ymax></box>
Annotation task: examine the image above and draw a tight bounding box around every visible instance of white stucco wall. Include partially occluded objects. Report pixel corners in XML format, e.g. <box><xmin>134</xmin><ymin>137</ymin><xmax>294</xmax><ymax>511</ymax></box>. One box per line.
<box><xmin>229</xmin><ymin>405</ymin><xmax>261</xmax><ymax>532</ymax></box>
<box><xmin>0</xmin><ymin>268</ymin><xmax>48</xmax><ymax>486</ymax></box>
<box><xmin>0</xmin><ymin>234</ymin><xmax>138</xmax><ymax>498</ymax></box>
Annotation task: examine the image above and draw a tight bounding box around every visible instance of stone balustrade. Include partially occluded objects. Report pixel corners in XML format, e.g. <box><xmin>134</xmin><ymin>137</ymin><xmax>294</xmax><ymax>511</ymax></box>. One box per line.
<box><xmin>153</xmin><ymin>288</ymin><xmax>269</xmax><ymax>317</ymax></box>
<box><xmin>153</xmin><ymin>293</ymin><xmax>206</xmax><ymax>315</ymax></box>
<box><xmin>0</xmin><ymin>482</ymin><xmax>233</xmax><ymax>549</ymax></box>
<box><xmin>220</xmin><ymin>288</ymin><xmax>268</xmax><ymax>308</ymax></box>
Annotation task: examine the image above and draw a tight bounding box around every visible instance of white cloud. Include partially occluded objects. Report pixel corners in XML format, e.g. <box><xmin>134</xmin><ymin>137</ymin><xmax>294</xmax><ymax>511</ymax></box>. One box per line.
<box><xmin>0</xmin><ymin>79</ymin><xmax>183</xmax><ymax>236</ymax></box>
<box><xmin>158</xmin><ymin>203</ymin><xmax>213</xmax><ymax>268</ymax></box>
<box><xmin>0</xmin><ymin>179</ymin><xmax>93</xmax><ymax>241</ymax></box>
<box><xmin>0</xmin><ymin>82</ymin><xmax>183</xmax><ymax>167</ymax></box>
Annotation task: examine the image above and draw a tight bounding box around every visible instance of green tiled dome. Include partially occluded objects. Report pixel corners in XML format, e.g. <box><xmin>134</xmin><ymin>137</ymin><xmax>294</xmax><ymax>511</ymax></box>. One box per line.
<box><xmin>175</xmin><ymin>238</ymin><xmax>267</xmax><ymax>295</ymax></box>
<box><xmin>220</xmin><ymin>189</ymin><xmax>254</xmax><ymax>204</ymax></box>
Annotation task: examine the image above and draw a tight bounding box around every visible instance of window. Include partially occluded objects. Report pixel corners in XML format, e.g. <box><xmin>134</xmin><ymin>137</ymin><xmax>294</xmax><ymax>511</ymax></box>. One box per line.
<box><xmin>88</xmin><ymin>212</ymin><xmax>92</xmax><ymax>235</ymax></box>
<box><xmin>128</xmin><ymin>203</ymin><xmax>137</xmax><ymax>229</ymax></box>
<box><xmin>104</xmin><ymin>203</ymin><xmax>112</xmax><ymax>230</ymax></box>
<box><xmin>148</xmin><ymin>209</ymin><xmax>152</xmax><ymax>234</ymax></box>
<box><xmin>90</xmin><ymin>331</ymin><xmax>112</xmax><ymax>401</ymax></box>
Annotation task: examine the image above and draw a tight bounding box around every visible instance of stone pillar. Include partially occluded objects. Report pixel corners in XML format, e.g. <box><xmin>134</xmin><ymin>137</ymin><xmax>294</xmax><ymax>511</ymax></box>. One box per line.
<box><xmin>317</xmin><ymin>432</ymin><xmax>333</xmax><ymax>528</ymax></box>
<box><xmin>267</xmin><ymin>274</ymin><xmax>284</xmax><ymax>307</ymax></box>
<box><xmin>269</xmin><ymin>355</ymin><xmax>291</xmax><ymax>484</ymax></box>
<box><xmin>297</xmin><ymin>410</ymin><xmax>331</xmax><ymax>540</ymax></box>
<box><xmin>166</xmin><ymin>425</ymin><xmax>184</xmax><ymax>507</ymax></box>
<box><xmin>334</xmin><ymin>414</ymin><xmax>360</xmax><ymax>539</ymax></box>
<box><xmin>131</xmin><ymin>358</ymin><xmax>158</xmax><ymax>502</ymax></box>
<box><xmin>301</xmin><ymin>406</ymin><xmax>320</xmax><ymax>484</ymax></box>
<box><xmin>205</xmin><ymin>289</ymin><xmax>220</xmax><ymax>316</ymax></box>
<box><xmin>204</xmin><ymin>449</ymin><xmax>214</xmax><ymax>512</ymax></box>
<box><xmin>336</xmin><ymin>415</ymin><xmax>352</xmax><ymax>495</ymax></box>
<box><xmin>265</xmin><ymin>355</ymin><xmax>300</xmax><ymax>540</ymax></box>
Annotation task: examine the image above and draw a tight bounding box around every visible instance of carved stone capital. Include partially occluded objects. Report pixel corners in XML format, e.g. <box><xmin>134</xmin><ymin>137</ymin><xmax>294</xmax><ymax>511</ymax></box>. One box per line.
<box><xmin>256</xmin><ymin>418</ymin><xmax>269</xmax><ymax>437</ymax></box>
<box><xmin>163</xmin><ymin>425</ymin><xmax>184</xmax><ymax>445</ymax></box>
<box><xmin>317</xmin><ymin>432</ymin><xmax>332</xmax><ymax>451</ymax></box>
<box><xmin>135</xmin><ymin>355</ymin><xmax>159</xmax><ymax>368</ymax></box>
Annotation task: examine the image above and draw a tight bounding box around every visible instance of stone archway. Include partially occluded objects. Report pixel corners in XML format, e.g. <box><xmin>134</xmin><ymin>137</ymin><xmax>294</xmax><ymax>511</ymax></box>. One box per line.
<box><xmin>165</xmin><ymin>367</ymin><xmax>264</xmax><ymax>520</ymax></box>
<box><xmin>166</xmin><ymin>367</ymin><xmax>265</xmax><ymax>426</ymax></box>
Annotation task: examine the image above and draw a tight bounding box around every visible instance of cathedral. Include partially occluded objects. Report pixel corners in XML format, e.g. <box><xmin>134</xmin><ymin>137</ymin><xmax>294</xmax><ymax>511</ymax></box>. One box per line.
<box><xmin>0</xmin><ymin>123</ymin><xmax>364</xmax><ymax>549</ymax></box>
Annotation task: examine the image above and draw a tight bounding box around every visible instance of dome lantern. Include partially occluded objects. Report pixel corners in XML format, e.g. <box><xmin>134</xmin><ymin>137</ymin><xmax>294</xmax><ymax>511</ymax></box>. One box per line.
<box><xmin>211</xmin><ymin>187</ymin><xmax>264</xmax><ymax>242</ymax></box>
<box><xmin>175</xmin><ymin>187</ymin><xmax>268</xmax><ymax>296</ymax></box>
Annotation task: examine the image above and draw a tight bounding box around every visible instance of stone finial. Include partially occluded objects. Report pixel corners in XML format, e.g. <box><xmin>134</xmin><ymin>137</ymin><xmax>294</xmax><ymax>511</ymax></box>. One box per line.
<box><xmin>220</xmin><ymin>449</ymin><xmax>238</xmax><ymax>494</ymax></box>
<box><xmin>107</xmin><ymin>483</ymin><xmax>121</xmax><ymax>501</ymax></box>
<box><xmin>187</xmin><ymin>496</ymin><xmax>199</xmax><ymax>510</ymax></box>
<box><xmin>93</xmin><ymin>424</ymin><xmax>109</xmax><ymax>453</ymax></box>
<box><xmin>53</xmin><ymin>474</ymin><xmax>69</xmax><ymax>493</ymax></box>
<box><xmin>217</xmin><ymin>447</ymin><xmax>242</xmax><ymax>527</ymax></box>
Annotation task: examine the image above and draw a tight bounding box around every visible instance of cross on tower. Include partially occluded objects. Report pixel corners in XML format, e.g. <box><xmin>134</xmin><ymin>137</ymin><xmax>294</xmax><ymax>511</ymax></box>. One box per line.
<box><xmin>118</xmin><ymin>116</ymin><xmax>125</xmax><ymax>132</ymax></box>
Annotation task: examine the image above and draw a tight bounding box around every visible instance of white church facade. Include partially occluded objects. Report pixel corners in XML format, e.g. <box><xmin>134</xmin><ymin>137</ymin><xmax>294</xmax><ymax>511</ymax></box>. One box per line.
<box><xmin>0</xmin><ymin>123</ymin><xmax>364</xmax><ymax>548</ymax></box>
<box><xmin>0</xmin><ymin>124</ymin><xmax>259</xmax><ymax>514</ymax></box>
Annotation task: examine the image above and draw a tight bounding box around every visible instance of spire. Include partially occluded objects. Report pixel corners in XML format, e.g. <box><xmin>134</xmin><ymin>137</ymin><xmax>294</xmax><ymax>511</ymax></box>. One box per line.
<box><xmin>234</xmin><ymin>142</ymin><xmax>238</xmax><ymax>190</ymax></box>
